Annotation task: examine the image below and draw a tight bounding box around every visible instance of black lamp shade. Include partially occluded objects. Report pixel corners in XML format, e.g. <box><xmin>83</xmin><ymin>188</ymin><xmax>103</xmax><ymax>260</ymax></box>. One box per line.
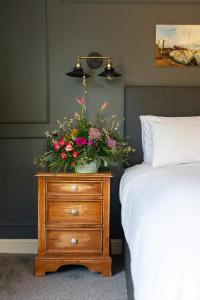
<box><xmin>66</xmin><ymin>67</ymin><xmax>90</xmax><ymax>78</ymax></box>
<box><xmin>98</xmin><ymin>67</ymin><xmax>121</xmax><ymax>79</ymax></box>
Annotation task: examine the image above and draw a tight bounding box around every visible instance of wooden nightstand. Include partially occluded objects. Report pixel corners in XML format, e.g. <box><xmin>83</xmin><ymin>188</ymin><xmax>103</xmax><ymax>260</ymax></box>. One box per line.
<box><xmin>35</xmin><ymin>172</ymin><xmax>112</xmax><ymax>277</ymax></box>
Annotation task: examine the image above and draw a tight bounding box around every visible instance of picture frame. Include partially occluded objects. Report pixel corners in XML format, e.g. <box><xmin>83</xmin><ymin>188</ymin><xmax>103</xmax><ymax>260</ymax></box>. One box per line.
<box><xmin>155</xmin><ymin>25</ymin><xmax>200</xmax><ymax>67</ymax></box>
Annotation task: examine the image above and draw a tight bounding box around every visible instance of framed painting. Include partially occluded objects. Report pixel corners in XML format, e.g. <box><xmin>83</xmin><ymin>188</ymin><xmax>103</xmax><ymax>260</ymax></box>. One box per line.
<box><xmin>155</xmin><ymin>25</ymin><xmax>200</xmax><ymax>67</ymax></box>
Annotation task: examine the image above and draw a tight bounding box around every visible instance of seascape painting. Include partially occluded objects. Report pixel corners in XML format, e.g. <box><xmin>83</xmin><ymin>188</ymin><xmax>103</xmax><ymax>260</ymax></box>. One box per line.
<box><xmin>155</xmin><ymin>25</ymin><xmax>200</xmax><ymax>67</ymax></box>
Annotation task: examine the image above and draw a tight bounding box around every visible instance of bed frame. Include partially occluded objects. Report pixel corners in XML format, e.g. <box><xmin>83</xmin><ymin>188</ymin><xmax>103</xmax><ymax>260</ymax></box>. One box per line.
<box><xmin>124</xmin><ymin>85</ymin><xmax>200</xmax><ymax>300</ymax></box>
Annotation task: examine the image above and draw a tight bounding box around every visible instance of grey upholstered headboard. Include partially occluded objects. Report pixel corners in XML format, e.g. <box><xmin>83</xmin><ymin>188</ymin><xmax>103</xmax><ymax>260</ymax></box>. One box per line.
<box><xmin>124</xmin><ymin>86</ymin><xmax>200</xmax><ymax>166</ymax></box>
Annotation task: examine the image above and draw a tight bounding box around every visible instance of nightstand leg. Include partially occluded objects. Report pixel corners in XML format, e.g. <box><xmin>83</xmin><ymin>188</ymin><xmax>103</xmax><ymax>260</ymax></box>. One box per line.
<box><xmin>86</xmin><ymin>257</ymin><xmax>112</xmax><ymax>277</ymax></box>
<box><xmin>100</xmin><ymin>259</ymin><xmax>112</xmax><ymax>277</ymax></box>
<box><xmin>35</xmin><ymin>259</ymin><xmax>46</xmax><ymax>277</ymax></box>
<box><xmin>101</xmin><ymin>269</ymin><xmax>112</xmax><ymax>277</ymax></box>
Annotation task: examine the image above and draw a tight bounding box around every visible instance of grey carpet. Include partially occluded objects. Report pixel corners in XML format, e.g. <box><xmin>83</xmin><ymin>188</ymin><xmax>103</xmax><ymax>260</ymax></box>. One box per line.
<box><xmin>0</xmin><ymin>254</ymin><xmax>127</xmax><ymax>300</ymax></box>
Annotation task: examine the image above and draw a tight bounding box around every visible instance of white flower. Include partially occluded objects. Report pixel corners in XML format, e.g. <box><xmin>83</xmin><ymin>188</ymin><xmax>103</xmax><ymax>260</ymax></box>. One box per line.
<box><xmin>104</xmin><ymin>161</ymin><xmax>108</xmax><ymax>167</ymax></box>
<box><xmin>44</xmin><ymin>131</ymin><xmax>50</xmax><ymax>137</ymax></box>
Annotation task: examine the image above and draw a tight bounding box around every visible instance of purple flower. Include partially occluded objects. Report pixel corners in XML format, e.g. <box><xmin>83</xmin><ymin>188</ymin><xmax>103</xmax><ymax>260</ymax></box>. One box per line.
<box><xmin>89</xmin><ymin>128</ymin><xmax>102</xmax><ymax>140</ymax></box>
<box><xmin>107</xmin><ymin>138</ymin><xmax>117</xmax><ymax>149</ymax></box>
<box><xmin>75</xmin><ymin>137</ymin><xmax>87</xmax><ymax>146</ymax></box>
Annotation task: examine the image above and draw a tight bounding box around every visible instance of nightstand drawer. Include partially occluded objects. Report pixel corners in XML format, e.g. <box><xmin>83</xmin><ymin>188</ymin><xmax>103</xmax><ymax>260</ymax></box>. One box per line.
<box><xmin>46</xmin><ymin>200</ymin><xmax>102</xmax><ymax>225</ymax></box>
<box><xmin>45</xmin><ymin>229</ymin><xmax>102</xmax><ymax>254</ymax></box>
<box><xmin>46</xmin><ymin>180</ymin><xmax>102</xmax><ymax>196</ymax></box>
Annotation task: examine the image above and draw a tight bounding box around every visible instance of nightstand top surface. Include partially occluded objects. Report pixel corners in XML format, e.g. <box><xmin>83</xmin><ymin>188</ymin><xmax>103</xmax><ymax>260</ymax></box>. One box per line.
<box><xmin>36</xmin><ymin>171</ymin><xmax>112</xmax><ymax>178</ymax></box>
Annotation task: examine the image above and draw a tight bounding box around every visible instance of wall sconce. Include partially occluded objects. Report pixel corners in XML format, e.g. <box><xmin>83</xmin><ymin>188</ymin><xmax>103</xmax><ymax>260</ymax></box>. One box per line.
<box><xmin>66</xmin><ymin>52</ymin><xmax>122</xmax><ymax>81</ymax></box>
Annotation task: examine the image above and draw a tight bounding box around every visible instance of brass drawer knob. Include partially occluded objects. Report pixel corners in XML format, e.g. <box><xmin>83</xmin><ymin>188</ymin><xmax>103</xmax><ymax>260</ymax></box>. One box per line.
<box><xmin>71</xmin><ymin>184</ymin><xmax>78</xmax><ymax>192</ymax></box>
<box><xmin>71</xmin><ymin>238</ymin><xmax>78</xmax><ymax>245</ymax></box>
<box><xmin>71</xmin><ymin>209</ymin><xmax>78</xmax><ymax>216</ymax></box>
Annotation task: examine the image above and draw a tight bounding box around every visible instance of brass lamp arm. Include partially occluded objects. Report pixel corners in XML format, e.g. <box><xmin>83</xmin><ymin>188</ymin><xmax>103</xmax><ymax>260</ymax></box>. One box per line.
<box><xmin>78</xmin><ymin>56</ymin><xmax>111</xmax><ymax>60</ymax></box>
<box><xmin>76</xmin><ymin>54</ymin><xmax>112</xmax><ymax>70</ymax></box>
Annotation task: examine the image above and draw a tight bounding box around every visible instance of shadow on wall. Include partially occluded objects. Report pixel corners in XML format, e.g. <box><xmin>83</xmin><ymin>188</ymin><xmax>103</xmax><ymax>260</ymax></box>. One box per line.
<box><xmin>110</xmin><ymin>165</ymin><xmax>124</xmax><ymax>239</ymax></box>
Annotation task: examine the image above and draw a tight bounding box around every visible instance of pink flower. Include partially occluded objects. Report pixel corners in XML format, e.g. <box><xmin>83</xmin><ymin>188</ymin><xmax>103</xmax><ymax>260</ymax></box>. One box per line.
<box><xmin>53</xmin><ymin>142</ymin><xmax>60</xmax><ymax>151</ymax></box>
<box><xmin>60</xmin><ymin>152</ymin><xmax>68</xmax><ymax>159</ymax></box>
<box><xmin>59</xmin><ymin>137</ymin><xmax>65</xmax><ymax>147</ymax></box>
<box><xmin>87</xmin><ymin>140</ymin><xmax>93</xmax><ymax>145</ymax></box>
<box><xmin>89</xmin><ymin>128</ymin><xmax>102</xmax><ymax>140</ymax></box>
<box><xmin>75</xmin><ymin>137</ymin><xmax>87</xmax><ymax>146</ymax></box>
<box><xmin>75</xmin><ymin>97</ymin><xmax>86</xmax><ymax>105</ymax></box>
<box><xmin>100</xmin><ymin>101</ymin><xmax>109</xmax><ymax>111</ymax></box>
<box><xmin>107</xmin><ymin>138</ymin><xmax>117</xmax><ymax>149</ymax></box>
<box><xmin>73</xmin><ymin>151</ymin><xmax>79</xmax><ymax>158</ymax></box>
<box><xmin>65</xmin><ymin>141</ymin><xmax>73</xmax><ymax>152</ymax></box>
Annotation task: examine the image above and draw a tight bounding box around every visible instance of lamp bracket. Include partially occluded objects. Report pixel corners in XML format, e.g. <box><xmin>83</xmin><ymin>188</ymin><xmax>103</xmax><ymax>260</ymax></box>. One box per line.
<box><xmin>86</xmin><ymin>52</ymin><xmax>103</xmax><ymax>69</ymax></box>
<box><xmin>77</xmin><ymin>52</ymin><xmax>111</xmax><ymax>69</ymax></box>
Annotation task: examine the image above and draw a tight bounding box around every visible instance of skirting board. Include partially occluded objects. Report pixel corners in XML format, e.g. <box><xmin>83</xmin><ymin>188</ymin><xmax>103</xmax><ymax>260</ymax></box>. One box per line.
<box><xmin>0</xmin><ymin>239</ymin><xmax>123</xmax><ymax>255</ymax></box>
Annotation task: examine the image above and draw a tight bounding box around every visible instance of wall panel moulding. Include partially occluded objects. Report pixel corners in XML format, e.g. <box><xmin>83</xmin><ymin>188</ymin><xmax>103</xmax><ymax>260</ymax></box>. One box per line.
<box><xmin>0</xmin><ymin>0</ymin><xmax>50</xmax><ymax>125</ymax></box>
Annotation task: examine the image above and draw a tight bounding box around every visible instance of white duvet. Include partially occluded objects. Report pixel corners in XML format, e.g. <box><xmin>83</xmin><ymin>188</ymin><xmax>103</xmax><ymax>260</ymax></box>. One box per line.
<box><xmin>120</xmin><ymin>163</ymin><xmax>200</xmax><ymax>300</ymax></box>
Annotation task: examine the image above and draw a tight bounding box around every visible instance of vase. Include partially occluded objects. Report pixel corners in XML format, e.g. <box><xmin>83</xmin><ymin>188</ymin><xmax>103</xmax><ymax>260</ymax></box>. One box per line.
<box><xmin>75</xmin><ymin>159</ymin><xmax>99</xmax><ymax>173</ymax></box>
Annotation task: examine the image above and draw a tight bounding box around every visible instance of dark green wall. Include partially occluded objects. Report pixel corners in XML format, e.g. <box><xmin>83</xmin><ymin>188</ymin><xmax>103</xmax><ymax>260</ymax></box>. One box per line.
<box><xmin>1</xmin><ymin>0</ymin><xmax>200</xmax><ymax>239</ymax></box>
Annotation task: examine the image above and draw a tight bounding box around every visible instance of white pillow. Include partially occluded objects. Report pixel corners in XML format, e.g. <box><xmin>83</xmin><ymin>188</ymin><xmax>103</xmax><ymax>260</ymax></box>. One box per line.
<box><xmin>140</xmin><ymin>116</ymin><xmax>152</xmax><ymax>163</ymax></box>
<box><xmin>140</xmin><ymin>115</ymin><xmax>161</xmax><ymax>163</ymax></box>
<box><xmin>150</xmin><ymin>116</ymin><xmax>200</xmax><ymax>167</ymax></box>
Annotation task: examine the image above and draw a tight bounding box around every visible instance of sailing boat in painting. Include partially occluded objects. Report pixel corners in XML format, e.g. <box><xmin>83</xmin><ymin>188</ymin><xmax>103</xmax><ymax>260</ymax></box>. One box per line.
<box><xmin>169</xmin><ymin>50</ymin><xmax>194</xmax><ymax>65</ymax></box>
<box><xmin>155</xmin><ymin>25</ymin><xmax>200</xmax><ymax>67</ymax></box>
<box><xmin>194</xmin><ymin>51</ymin><xmax>200</xmax><ymax>65</ymax></box>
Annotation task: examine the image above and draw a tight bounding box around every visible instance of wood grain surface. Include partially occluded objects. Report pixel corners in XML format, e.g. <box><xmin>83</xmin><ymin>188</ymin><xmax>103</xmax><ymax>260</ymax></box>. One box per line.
<box><xmin>35</xmin><ymin>172</ymin><xmax>112</xmax><ymax>277</ymax></box>
<box><xmin>46</xmin><ymin>200</ymin><xmax>102</xmax><ymax>225</ymax></box>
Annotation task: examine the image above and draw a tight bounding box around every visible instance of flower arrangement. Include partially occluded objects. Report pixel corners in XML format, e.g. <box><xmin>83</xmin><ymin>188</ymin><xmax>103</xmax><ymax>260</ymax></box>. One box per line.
<box><xmin>34</xmin><ymin>97</ymin><xmax>134</xmax><ymax>173</ymax></box>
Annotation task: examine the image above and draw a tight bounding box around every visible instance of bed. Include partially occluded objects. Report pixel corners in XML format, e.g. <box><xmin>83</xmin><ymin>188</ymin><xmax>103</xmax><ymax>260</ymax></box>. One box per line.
<box><xmin>121</xmin><ymin>86</ymin><xmax>200</xmax><ymax>300</ymax></box>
